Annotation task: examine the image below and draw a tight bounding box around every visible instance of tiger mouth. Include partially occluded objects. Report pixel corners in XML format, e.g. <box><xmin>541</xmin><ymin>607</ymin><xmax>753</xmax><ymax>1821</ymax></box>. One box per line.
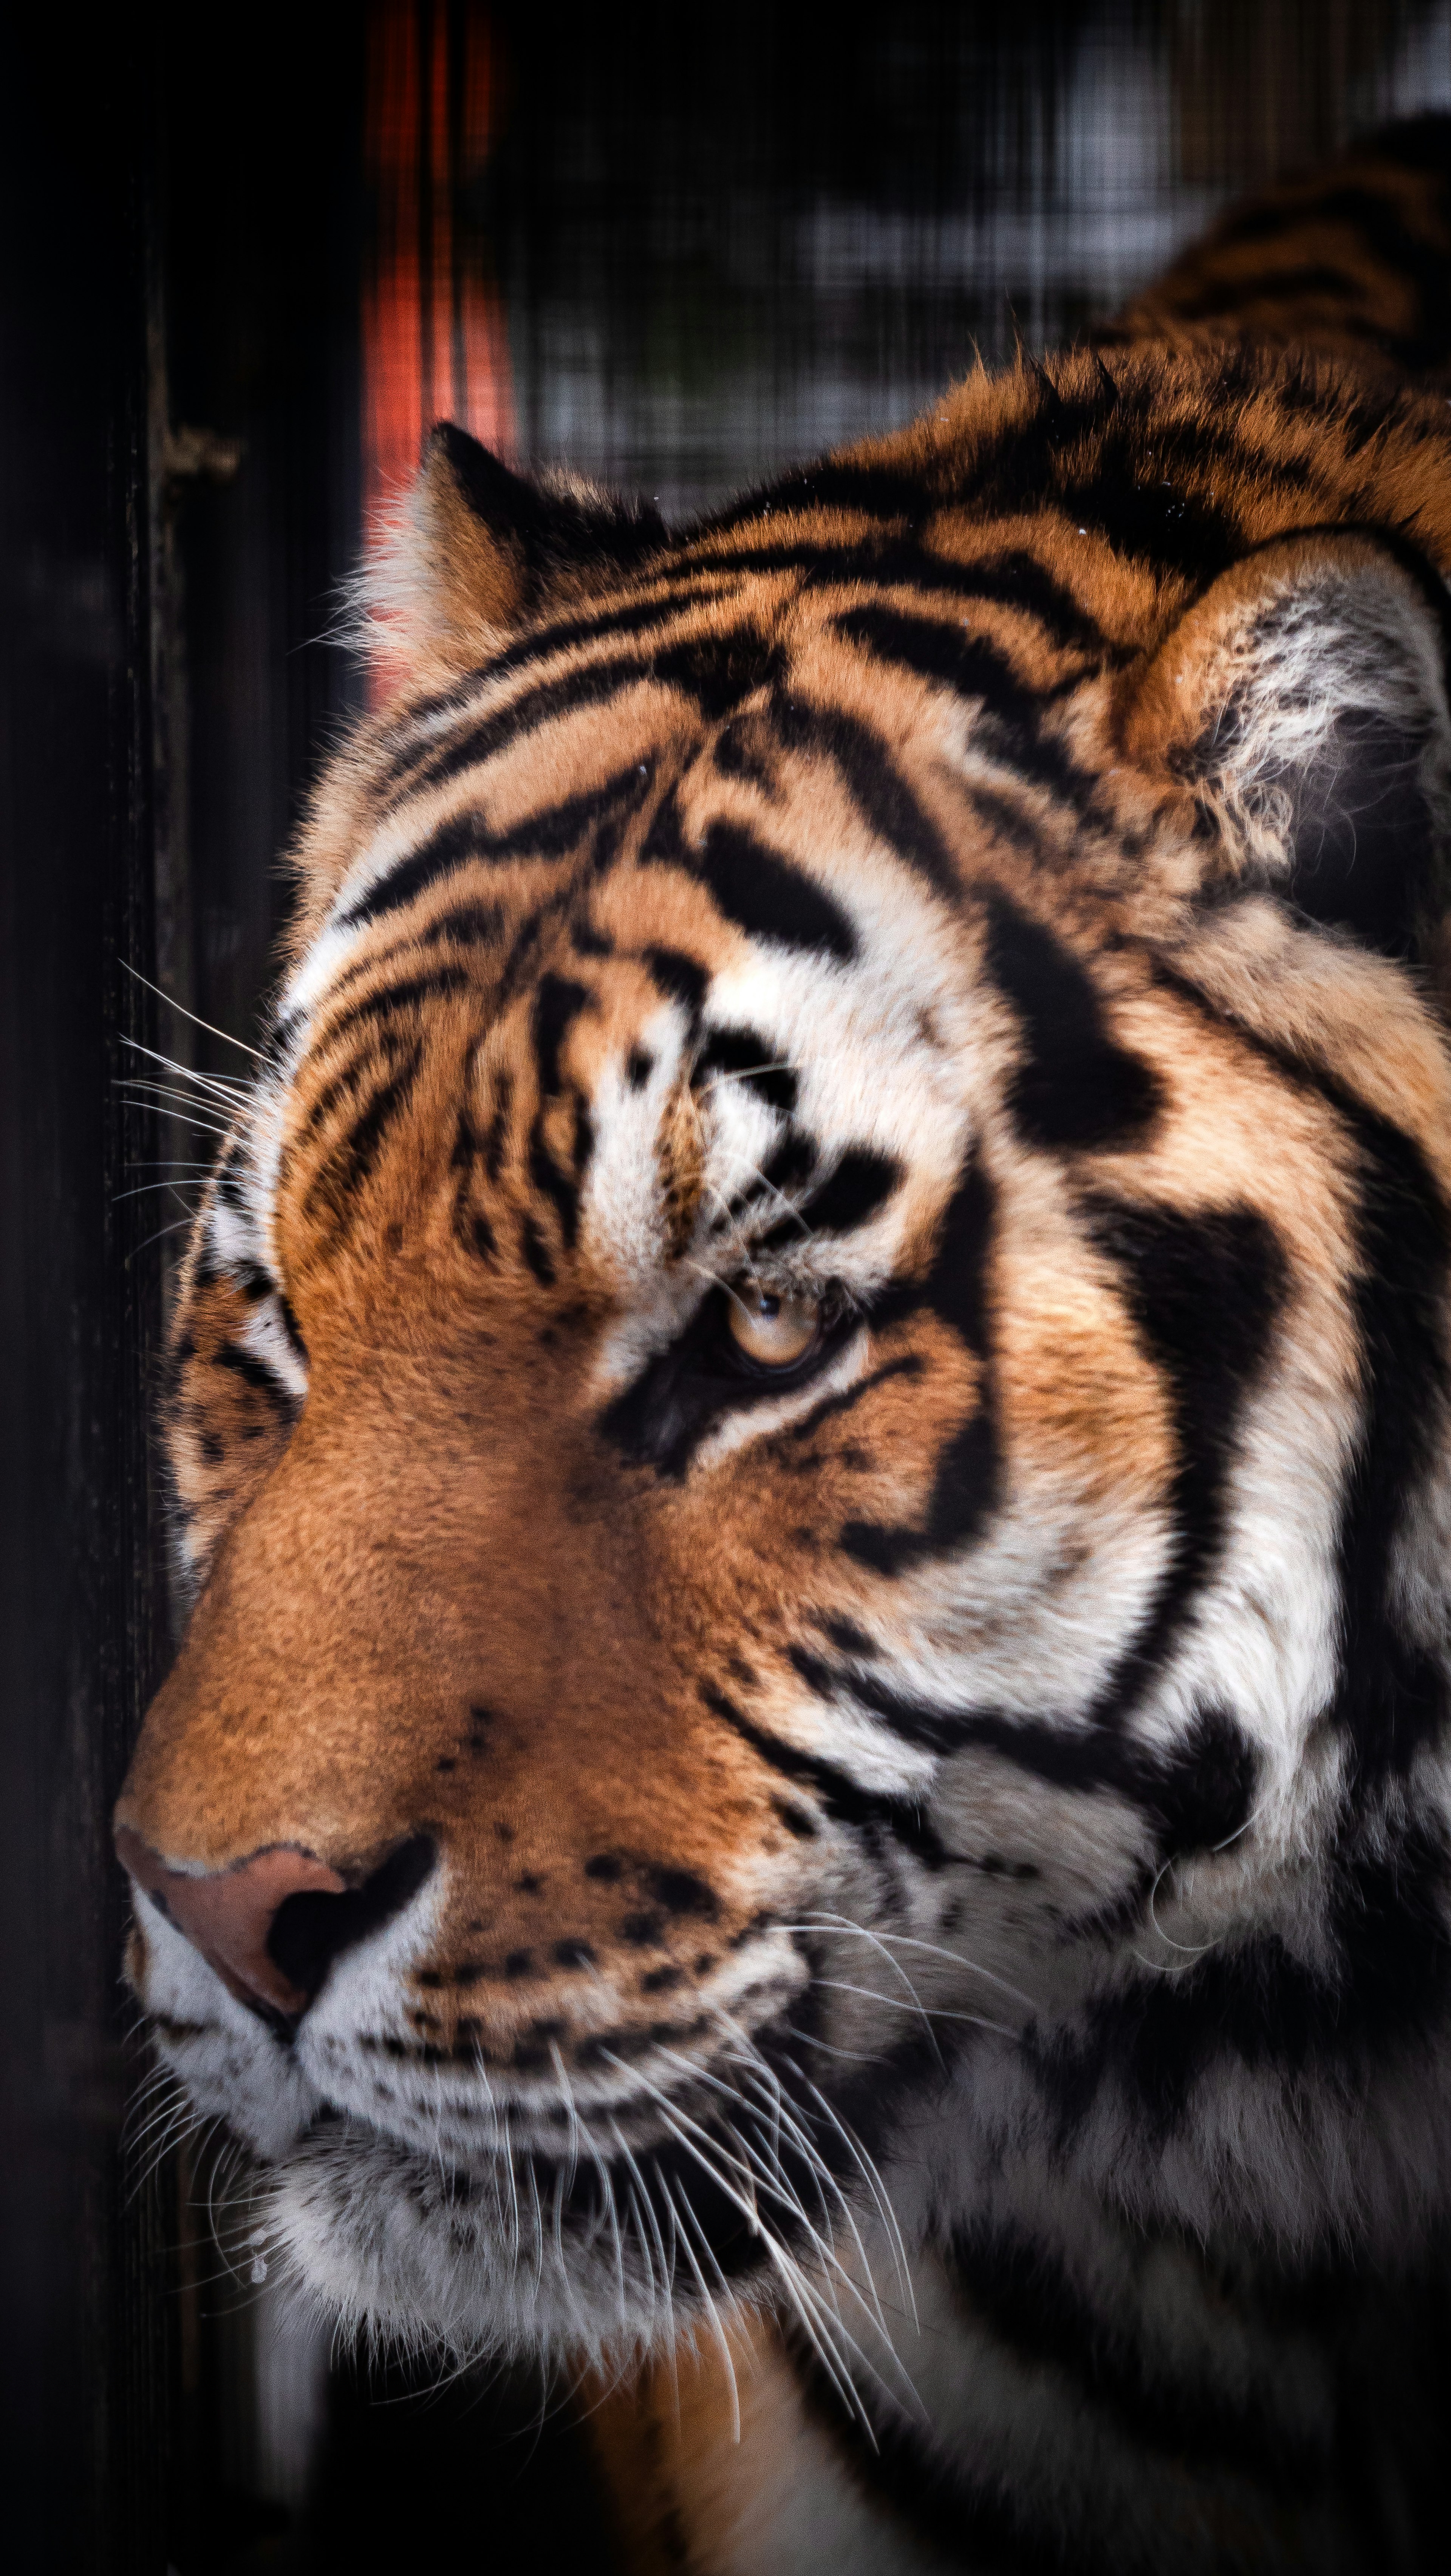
<box><xmin>278</xmin><ymin>2011</ymin><xmax>932</xmax><ymax>2299</ymax></box>
<box><xmin>298</xmin><ymin>2109</ymin><xmax>797</xmax><ymax>2287</ymax></box>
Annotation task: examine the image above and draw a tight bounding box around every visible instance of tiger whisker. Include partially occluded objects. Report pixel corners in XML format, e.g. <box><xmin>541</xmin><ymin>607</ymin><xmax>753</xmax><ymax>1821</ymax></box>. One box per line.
<box><xmin>1138</xmin><ymin>1789</ymin><xmax>1277</xmax><ymax>1970</ymax></box>
<box><xmin>704</xmin><ymin>1064</ymin><xmax>795</xmax><ymax>1086</ymax></box>
<box><xmin>638</xmin><ymin>2028</ymin><xmax>911</xmax><ymax>2408</ymax></box>
<box><xmin>120</xmin><ymin>1037</ymin><xmax>251</xmax><ymax>1100</ymax></box>
<box><xmin>645</xmin><ymin>2044</ymin><xmax>886</xmax><ymax>2340</ymax></box>
<box><xmin>773</xmin><ymin>2017</ymin><xmax>881</xmax><ymax>2063</ymax></box>
<box><xmin>656</xmin><ymin>2168</ymin><xmax>743</xmax><ymax>2443</ymax></box>
<box><xmin>522</xmin><ymin>2152</ymin><xmax>545</xmax><ymax>2288</ymax></box>
<box><xmin>116</xmin><ymin>1097</ymin><xmax>233</xmax><ymax>1140</ymax></box>
<box><xmin>809</xmin><ymin>1976</ymin><xmax>1017</xmax><ymax>2038</ymax></box>
<box><xmin>115</xmin><ymin>1081</ymin><xmax>235</xmax><ymax>1138</ymax></box>
<box><xmin>792</xmin><ymin>2069</ymin><xmax>918</xmax><ymax>2327</ymax></box>
<box><xmin>549</xmin><ymin>2041</ymin><xmax>584</xmax><ymax>2196</ymax></box>
<box><xmin>120</xmin><ymin>960</ymin><xmax>265</xmax><ymax>1061</ymax></box>
<box><xmin>500</xmin><ymin>2109</ymin><xmax>522</xmax><ymax>2266</ymax></box>
<box><xmin>780</xmin><ymin>1918</ymin><xmax>948</xmax><ymax>2073</ymax></box>
<box><xmin>111</xmin><ymin>1178</ymin><xmax>209</xmax><ymax>1203</ymax></box>
<box><xmin>792</xmin><ymin>1911</ymin><xmax>1042</xmax><ymax>2015</ymax></box>
<box><xmin>648</xmin><ymin>2038</ymin><xmax>889</xmax><ymax>2339</ymax></box>
<box><xmin>130</xmin><ymin>1214</ymin><xmax>204</xmax><ymax>1259</ymax></box>
<box><xmin>616</xmin><ymin>2117</ymin><xmax>674</xmax><ymax>2323</ymax></box>
<box><xmin>637</xmin><ymin>2083</ymin><xmax>881</xmax><ymax>2433</ymax></box>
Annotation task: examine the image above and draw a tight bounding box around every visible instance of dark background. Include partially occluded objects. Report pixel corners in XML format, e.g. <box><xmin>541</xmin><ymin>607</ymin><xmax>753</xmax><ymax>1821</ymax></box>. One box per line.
<box><xmin>3</xmin><ymin>3</ymin><xmax>1449</xmax><ymax>2567</ymax></box>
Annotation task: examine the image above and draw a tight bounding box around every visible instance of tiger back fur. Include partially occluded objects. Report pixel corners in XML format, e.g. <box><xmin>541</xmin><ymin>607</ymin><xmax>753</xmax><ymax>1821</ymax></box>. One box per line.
<box><xmin>118</xmin><ymin>117</ymin><xmax>1451</xmax><ymax>2574</ymax></box>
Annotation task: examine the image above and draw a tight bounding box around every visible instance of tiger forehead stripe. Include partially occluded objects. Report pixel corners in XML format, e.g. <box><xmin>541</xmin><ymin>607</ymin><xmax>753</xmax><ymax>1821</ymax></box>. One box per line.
<box><xmin>343</xmin><ymin>559</ymin><xmax>1115</xmax><ymax>945</ymax></box>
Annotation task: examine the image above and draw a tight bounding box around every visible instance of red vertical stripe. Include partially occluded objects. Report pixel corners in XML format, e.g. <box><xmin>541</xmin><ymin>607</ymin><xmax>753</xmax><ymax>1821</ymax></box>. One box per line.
<box><xmin>362</xmin><ymin>2</ymin><xmax>514</xmax><ymax>691</ymax></box>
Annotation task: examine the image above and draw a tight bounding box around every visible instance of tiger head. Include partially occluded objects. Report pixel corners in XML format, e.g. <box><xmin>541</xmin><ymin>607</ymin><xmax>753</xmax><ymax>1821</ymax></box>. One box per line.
<box><xmin>117</xmin><ymin>356</ymin><xmax>1451</xmax><ymax>2366</ymax></box>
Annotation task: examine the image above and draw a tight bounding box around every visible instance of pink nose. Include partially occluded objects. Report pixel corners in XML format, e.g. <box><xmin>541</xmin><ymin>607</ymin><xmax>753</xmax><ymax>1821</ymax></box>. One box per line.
<box><xmin>116</xmin><ymin>1827</ymin><xmax>347</xmax><ymax>2016</ymax></box>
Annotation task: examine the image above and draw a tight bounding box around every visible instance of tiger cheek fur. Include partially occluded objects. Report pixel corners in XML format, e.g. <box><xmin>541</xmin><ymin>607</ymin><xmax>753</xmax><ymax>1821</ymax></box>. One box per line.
<box><xmin>117</xmin><ymin>118</ymin><xmax>1451</xmax><ymax>2576</ymax></box>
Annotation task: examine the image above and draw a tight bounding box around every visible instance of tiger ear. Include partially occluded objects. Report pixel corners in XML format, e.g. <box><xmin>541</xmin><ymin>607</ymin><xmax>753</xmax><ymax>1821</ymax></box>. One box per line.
<box><xmin>370</xmin><ymin>421</ymin><xmax>667</xmax><ymax>681</ymax></box>
<box><xmin>1121</xmin><ymin>529</ymin><xmax>1451</xmax><ymax>962</ymax></box>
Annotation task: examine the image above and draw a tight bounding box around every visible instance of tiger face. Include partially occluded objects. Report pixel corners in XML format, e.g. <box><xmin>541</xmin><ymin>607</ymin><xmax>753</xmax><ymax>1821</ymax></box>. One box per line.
<box><xmin>117</xmin><ymin>356</ymin><xmax>1451</xmax><ymax>2366</ymax></box>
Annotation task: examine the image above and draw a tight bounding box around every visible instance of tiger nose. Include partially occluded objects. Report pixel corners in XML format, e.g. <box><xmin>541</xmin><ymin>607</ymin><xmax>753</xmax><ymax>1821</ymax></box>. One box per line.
<box><xmin>115</xmin><ymin>1825</ymin><xmax>435</xmax><ymax>2024</ymax></box>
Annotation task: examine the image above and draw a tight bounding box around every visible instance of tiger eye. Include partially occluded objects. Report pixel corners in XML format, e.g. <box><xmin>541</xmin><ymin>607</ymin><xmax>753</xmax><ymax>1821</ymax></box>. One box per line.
<box><xmin>726</xmin><ymin>1279</ymin><xmax>821</xmax><ymax>1370</ymax></box>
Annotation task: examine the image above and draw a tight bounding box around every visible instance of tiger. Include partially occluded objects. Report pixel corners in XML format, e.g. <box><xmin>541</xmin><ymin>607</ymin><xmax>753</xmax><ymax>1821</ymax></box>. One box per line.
<box><xmin>116</xmin><ymin>113</ymin><xmax>1451</xmax><ymax>2574</ymax></box>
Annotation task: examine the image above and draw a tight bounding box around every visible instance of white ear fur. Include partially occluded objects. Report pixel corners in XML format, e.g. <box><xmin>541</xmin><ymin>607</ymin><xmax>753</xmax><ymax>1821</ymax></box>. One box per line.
<box><xmin>1124</xmin><ymin>531</ymin><xmax>1451</xmax><ymax>956</ymax></box>
<box><xmin>356</xmin><ymin>422</ymin><xmax>667</xmax><ymax>690</ymax></box>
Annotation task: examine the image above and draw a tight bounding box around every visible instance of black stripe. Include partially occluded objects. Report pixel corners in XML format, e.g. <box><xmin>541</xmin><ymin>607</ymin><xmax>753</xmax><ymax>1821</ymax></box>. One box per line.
<box><xmin>319</xmin><ymin>965</ymin><xmax>474</xmax><ymax>1043</ymax></box>
<box><xmin>528</xmin><ymin>1129</ymin><xmax>580</xmax><ymax>1252</ymax></box>
<box><xmin>519</xmin><ymin>1214</ymin><xmax>555</xmax><ymax>1285</ymax></box>
<box><xmin>371</xmin><ymin>671</ymin><xmax>489</xmax><ymax>768</ymax></box>
<box><xmin>787</xmin><ymin>1666</ymin><xmax>1256</xmax><ymax>1857</ymax></box>
<box><xmin>778</xmin><ymin>1353</ymin><xmax>924</xmax><ymax>1445</ymax></box>
<box><xmin>376</xmin><ymin>577</ymin><xmax>822</xmax><ymax>834</ymax></box>
<box><xmin>712</xmin><ymin>715</ymin><xmax>779</xmax><ymax>790</ymax></box>
<box><xmin>1075</xmin><ymin>1199</ymin><xmax>1285</xmax><ymax>1729</ymax></box>
<box><xmin>389</xmin><ymin>654</ymin><xmax>656</xmax><ymax>799</ymax></box>
<box><xmin>698</xmin><ymin>1682</ymin><xmax>950</xmax><ymax>1867</ymax></box>
<box><xmin>980</xmin><ymin>893</ymin><xmax>1159</xmax><ymax>1151</ymax></box>
<box><xmin>390</xmin><ymin>900</ymin><xmax>506</xmax><ymax>959</ymax></box>
<box><xmin>378</xmin><ymin>533</ymin><xmax>1110</xmax><ymax>808</ymax></box>
<box><xmin>261</xmin><ymin>1007</ymin><xmax>303</xmax><ymax>1069</ymax></box>
<box><xmin>841</xmin><ymin>1156</ymin><xmax>998</xmax><ymax>1575</ymax></box>
<box><xmin>646</xmin><ymin>814</ymin><xmax>856</xmax><ymax>960</ymax></box>
<box><xmin>772</xmin><ymin>690</ymin><xmax>962</xmax><ymax>904</ymax></box>
<box><xmin>377</xmin><ymin>576</ymin><xmax>755</xmax><ymax>744</ymax></box>
<box><xmin>675</xmin><ymin>532</ymin><xmax>1112</xmax><ymax>655</ymax></box>
<box><xmin>639</xmin><ymin>784</ymin><xmax>688</xmax><ymax>869</ymax></box>
<box><xmin>327</xmin><ymin>908</ymin><xmax>505</xmax><ymax>1001</ymax></box>
<box><xmin>483</xmin><ymin>1071</ymin><xmax>512</xmax><ymax>1181</ymax></box>
<box><xmin>1207</xmin><ymin>175</ymin><xmax>1451</xmax><ymax>362</ymax></box>
<box><xmin>1147</xmin><ymin>956</ymin><xmax>1451</xmax><ymax>1774</ymax></box>
<box><xmin>695</xmin><ymin>1025</ymin><xmax>798</xmax><ymax>1115</ymax></box>
<box><xmin>943</xmin><ymin>545</ymin><xmax>1112</xmax><ymax>655</ymax></box>
<box><xmin>343</xmin><ymin>760</ymin><xmax>654</xmax><ymax>930</ymax></box>
<box><xmin>532</xmin><ymin>973</ymin><xmax>589</xmax><ymax>1098</ymax></box>
<box><xmin>812</xmin><ymin>1612</ymin><xmax>879</xmax><ymax>1658</ymax></box>
<box><xmin>449</xmin><ymin>1099</ymin><xmax>484</xmax><ymax>1253</ymax></box>
<box><xmin>696</xmin><ymin>817</ymin><xmax>857</xmax><ymax>957</ymax></box>
<box><xmin>1330</xmin><ymin>1103</ymin><xmax>1451</xmax><ymax>1773</ymax></box>
<box><xmin>942</xmin><ymin>2222</ymin><xmax>1326</xmax><ymax>2488</ymax></box>
<box><xmin>956</xmin><ymin>778</ymin><xmax>1048</xmax><ymax>853</ymax></box>
<box><xmin>1031</xmin><ymin>1816</ymin><xmax>1451</xmax><ymax>2140</ymax></box>
<box><xmin>719</xmin><ymin>1129</ymin><xmax>817</xmax><ymax>1225</ymax></box>
<box><xmin>758</xmin><ymin>1147</ymin><xmax>900</xmax><ymax>1250</ymax></box>
<box><xmin>651</xmin><ymin>625</ymin><xmax>782</xmax><ymax>717</ymax></box>
<box><xmin>642</xmin><ymin>945</ymin><xmax>709</xmax><ymax>1017</ymax></box>
<box><xmin>306</xmin><ymin>1048</ymin><xmax>422</xmax><ymax>1233</ymax></box>
<box><xmin>212</xmin><ymin>1339</ymin><xmax>295</xmax><ymax>1415</ymax></box>
<box><xmin>277</xmin><ymin>1294</ymin><xmax>307</xmax><ymax>1363</ymax></box>
<box><xmin>958</xmin><ymin>370</ymin><xmax>1250</xmax><ymax>585</ymax></box>
<box><xmin>835</xmin><ymin>603</ymin><xmax>1099</xmax><ymax>812</ymax></box>
<box><xmin>299</xmin><ymin>1023</ymin><xmax>416</xmax><ymax>1143</ymax></box>
<box><xmin>967</xmin><ymin>1702</ymin><xmax>1257</xmax><ymax>1855</ymax></box>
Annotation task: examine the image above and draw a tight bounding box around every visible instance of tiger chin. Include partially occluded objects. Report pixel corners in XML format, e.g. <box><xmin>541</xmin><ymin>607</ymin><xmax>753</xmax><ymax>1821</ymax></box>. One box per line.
<box><xmin>119</xmin><ymin>118</ymin><xmax>1451</xmax><ymax>2576</ymax></box>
